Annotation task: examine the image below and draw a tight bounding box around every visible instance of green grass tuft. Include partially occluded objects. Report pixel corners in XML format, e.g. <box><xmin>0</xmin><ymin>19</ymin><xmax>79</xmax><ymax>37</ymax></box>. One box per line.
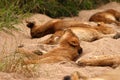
<box><xmin>0</xmin><ymin>0</ymin><xmax>120</xmax><ymax>30</ymax></box>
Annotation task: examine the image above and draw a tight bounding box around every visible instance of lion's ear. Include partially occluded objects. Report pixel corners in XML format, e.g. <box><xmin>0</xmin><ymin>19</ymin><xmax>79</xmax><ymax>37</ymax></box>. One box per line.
<box><xmin>26</xmin><ymin>21</ymin><xmax>35</xmax><ymax>28</ymax></box>
<box><xmin>69</xmin><ymin>39</ymin><xmax>79</xmax><ymax>47</ymax></box>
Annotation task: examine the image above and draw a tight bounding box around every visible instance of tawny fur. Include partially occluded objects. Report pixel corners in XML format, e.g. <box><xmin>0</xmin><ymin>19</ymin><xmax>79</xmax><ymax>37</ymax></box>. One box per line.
<box><xmin>63</xmin><ymin>71</ymin><xmax>87</xmax><ymax>80</ymax></box>
<box><xmin>63</xmin><ymin>71</ymin><xmax>81</xmax><ymax>80</ymax></box>
<box><xmin>26</xmin><ymin>18</ymin><xmax>119</xmax><ymax>43</ymax></box>
<box><xmin>70</xmin><ymin>23</ymin><xmax>117</xmax><ymax>42</ymax></box>
<box><xmin>18</xmin><ymin>29</ymin><xmax>82</xmax><ymax>64</ymax></box>
<box><xmin>63</xmin><ymin>67</ymin><xmax>120</xmax><ymax>80</ymax></box>
<box><xmin>26</xmin><ymin>19</ymin><xmax>91</xmax><ymax>38</ymax></box>
<box><xmin>76</xmin><ymin>54</ymin><xmax>120</xmax><ymax>67</ymax></box>
<box><xmin>89</xmin><ymin>9</ymin><xmax>120</xmax><ymax>26</ymax></box>
<box><xmin>42</xmin><ymin>22</ymin><xmax>119</xmax><ymax>44</ymax></box>
<box><xmin>41</xmin><ymin>30</ymin><xmax>65</xmax><ymax>44</ymax></box>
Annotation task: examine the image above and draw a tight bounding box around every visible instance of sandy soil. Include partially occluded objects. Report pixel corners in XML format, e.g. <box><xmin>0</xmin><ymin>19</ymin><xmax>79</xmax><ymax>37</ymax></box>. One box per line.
<box><xmin>0</xmin><ymin>2</ymin><xmax>120</xmax><ymax>80</ymax></box>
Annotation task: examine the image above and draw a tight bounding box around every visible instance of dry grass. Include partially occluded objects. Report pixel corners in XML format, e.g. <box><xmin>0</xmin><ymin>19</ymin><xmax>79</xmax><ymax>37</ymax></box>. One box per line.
<box><xmin>0</xmin><ymin>50</ymin><xmax>40</xmax><ymax>77</ymax></box>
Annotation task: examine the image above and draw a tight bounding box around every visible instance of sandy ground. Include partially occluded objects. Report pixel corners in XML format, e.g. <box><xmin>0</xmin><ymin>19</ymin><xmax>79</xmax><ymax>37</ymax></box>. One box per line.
<box><xmin>0</xmin><ymin>2</ymin><xmax>120</xmax><ymax>80</ymax></box>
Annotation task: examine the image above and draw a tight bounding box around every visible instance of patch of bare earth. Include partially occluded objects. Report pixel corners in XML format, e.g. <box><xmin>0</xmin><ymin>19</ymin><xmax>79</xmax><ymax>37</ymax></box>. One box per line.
<box><xmin>0</xmin><ymin>2</ymin><xmax>120</xmax><ymax>80</ymax></box>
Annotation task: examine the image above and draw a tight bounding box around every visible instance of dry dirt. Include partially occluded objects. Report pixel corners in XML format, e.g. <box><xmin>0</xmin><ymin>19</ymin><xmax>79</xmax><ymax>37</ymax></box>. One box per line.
<box><xmin>0</xmin><ymin>2</ymin><xmax>120</xmax><ymax>80</ymax></box>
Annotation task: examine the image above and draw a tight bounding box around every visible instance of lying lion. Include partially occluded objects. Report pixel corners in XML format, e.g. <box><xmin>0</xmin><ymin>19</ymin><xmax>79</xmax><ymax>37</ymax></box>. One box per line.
<box><xmin>63</xmin><ymin>66</ymin><xmax>120</xmax><ymax>80</ymax></box>
<box><xmin>76</xmin><ymin>54</ymin><xmax>120</xmax><ymax>67</ymax></box>
<box><xmin>89</xmin><ymin>9</ymin><xmax>120</xmax><ymax>26</ymax></box>
<box><xmin>26</xmin><ymin>19</ymin><xmax>91</xmax><ymax>38</ymax></box>
<box><xmin>26</xmin><ymin>19</ymin><xmax>120</xmax><ymax>43</ymax></box>
<box><xmin>41</xmin><ymin>23</ymin><xmax>120</xmax><ymax>44</ymax></box>
<box><xmin>18</xmin><ymin>29</ymin><xmax>82</xmax><ymax>64</ymax></box>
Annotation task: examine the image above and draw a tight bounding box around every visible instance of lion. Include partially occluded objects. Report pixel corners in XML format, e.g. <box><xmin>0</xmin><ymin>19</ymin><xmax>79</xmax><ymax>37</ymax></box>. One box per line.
<box><xmin>26</xmin><ymin>18</ymin><xmax>120</xmax><ymax>43</ymax></box>
<box><xmin>26</xmin><ymin>19</ymin><xmax>91</xmax><ymax>38</ymax></box>
<box><xmin>63</xmin><ymin>71</ymin><xmax>81</xmax><ymax>80</ymax></box>
<box><xmin>41</xmin><ymin>30</ymin><xmax>66</xmax><ymax>44</ymax></box>
<box><xmin>76</xmin><ymin>54</ymin><xmax>120</xmax><ymax>67</ymax></box>
<box><xmin>18</xmin><ymin>29</ymin><xmax>83</xmax><ymax>64</ymax></box>
<box><xmin>63</xmin><ymin>67</ymin><xmax>120</xmax><ymax>80</ymax></box>
<box><xmin>70</xmin><ymin>22</ymin><xmax>118</xmax><ymax>41</ymax></box>
<box><xmin>41</xmin><ymin>22</ymin><xmax>120</xmax><ymax>44</ymax></box>
<box><xmin>89</xmin><ymin>9</ymin><xmax>120</xmax><ymax>26</ymax></box>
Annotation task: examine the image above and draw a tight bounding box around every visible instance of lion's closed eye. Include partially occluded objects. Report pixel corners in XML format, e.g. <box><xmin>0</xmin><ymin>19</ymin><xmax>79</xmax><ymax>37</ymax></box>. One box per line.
<box><xmin>69</xmin><ymin>40</ymin><xmax>78</xmax><ymax>47</ymax></box>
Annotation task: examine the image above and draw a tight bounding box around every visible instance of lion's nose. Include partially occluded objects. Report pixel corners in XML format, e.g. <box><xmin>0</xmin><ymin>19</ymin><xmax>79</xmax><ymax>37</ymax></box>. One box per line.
<box><xmin>78</xmin><ymin>47</ymin><xmax>83</xmax><ymax>55</ymax></box>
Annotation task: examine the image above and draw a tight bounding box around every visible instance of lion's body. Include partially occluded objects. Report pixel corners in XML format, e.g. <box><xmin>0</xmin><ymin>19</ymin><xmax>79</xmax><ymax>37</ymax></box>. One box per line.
<box><xmin>20</xmin><ymin>29</ymin><xmax>82</xmax><ymax>64</ymax></box>
<box><xmin>89</xmin><ymin>9</ymin><xmax>120</xmax><ymax>25</ymax></box>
